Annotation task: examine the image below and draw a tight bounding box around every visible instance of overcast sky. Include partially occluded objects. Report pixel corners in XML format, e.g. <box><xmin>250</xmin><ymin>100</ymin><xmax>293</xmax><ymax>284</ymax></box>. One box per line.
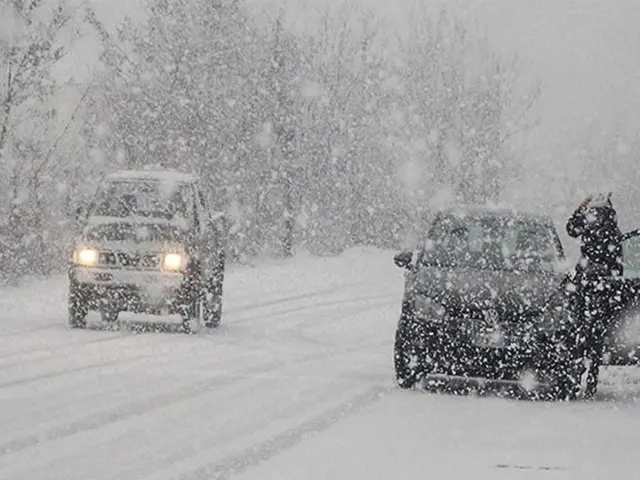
<box><xmin>436</xmin><ymin>0</ymin><xmax>640</xmax><ymax>215</ymax></box>
<box><xmin>457</xmin><ymin>0</ymin><xmax>640</xmax><ymax>145</ymax></box>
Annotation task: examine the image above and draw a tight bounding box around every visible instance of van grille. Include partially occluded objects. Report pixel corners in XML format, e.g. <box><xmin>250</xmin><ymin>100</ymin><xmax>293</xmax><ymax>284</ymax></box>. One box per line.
<box><xmin>99</xmin><ymin>251</ymin><xmax>161</xmax><ymax>269</ymax></box>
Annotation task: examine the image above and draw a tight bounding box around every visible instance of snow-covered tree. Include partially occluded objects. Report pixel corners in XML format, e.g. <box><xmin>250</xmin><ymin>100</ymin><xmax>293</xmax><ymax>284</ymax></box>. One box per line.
<box><xmin>293</xmin><ymin>5</ymin><xmax>403</xmax><ymax>253</ymax></box>
<box><xmin>0</xmin><ymin>0</ymin><xmax>87</xmax><ymax>280</ymax></box>
<box><xmin>396</xmin><ymin>10</ymin><xmax>540</xmax><ymax>207</ymax></box>
<box><xmin>85</xmin><ymin>0</ymin><xmax>541</xmax><ymax>261</ymax></box>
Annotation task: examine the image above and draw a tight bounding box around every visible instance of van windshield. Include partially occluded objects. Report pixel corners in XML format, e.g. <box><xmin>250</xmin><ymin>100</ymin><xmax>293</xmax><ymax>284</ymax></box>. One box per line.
<box><xmin>91</xmin><ymin>180</ymin><xmax>194</xmax><ymax>221</ymax></box>
<box><xmin>84</xmin><ymin>223</ymin><xmax>186</xmax><ymax>243</ymax></box>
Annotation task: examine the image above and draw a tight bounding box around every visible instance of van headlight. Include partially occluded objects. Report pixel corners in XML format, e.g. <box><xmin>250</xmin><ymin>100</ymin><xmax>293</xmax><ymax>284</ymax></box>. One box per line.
<box><xmin>162</xmin><ymin>252</ymin><xmax>185</xmax><ymax>272</ymax></box>
<box><xmin>74</xmin><ymin>248</ymin><xmax>98</xmax><ymax>266</ymax></box>
<box><xmin>414</xmin><ymin>295</ymin><xmax>447</xmax><ymax>322</ymax></box>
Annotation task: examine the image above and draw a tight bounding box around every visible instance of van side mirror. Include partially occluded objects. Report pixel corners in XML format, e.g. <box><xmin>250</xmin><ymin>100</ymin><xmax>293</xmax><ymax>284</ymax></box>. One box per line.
<box><xmin>394</xmin><ymin>251</ymin><xmax>413</xmax><ymax>270</ymax></box>
<box><xmin>75</xmin><ymin>206</ymin><xmax>84</xmax><ymax>221</ymax></box>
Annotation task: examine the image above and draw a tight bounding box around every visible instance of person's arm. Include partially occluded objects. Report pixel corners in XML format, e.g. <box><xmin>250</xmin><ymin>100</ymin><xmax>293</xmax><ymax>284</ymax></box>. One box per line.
<box><xmin>622</xmin><ymin>229</ymin><xmax>640</xmax><ymax>241</ymax></box>
<box><xmin>566</xmin><ymin>196</ymin><xmax>591</xmax><ymax>238</ymax></box>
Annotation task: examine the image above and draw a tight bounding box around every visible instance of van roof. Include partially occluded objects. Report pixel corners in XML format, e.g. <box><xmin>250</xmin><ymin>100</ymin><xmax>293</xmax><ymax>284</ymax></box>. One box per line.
<box><xmin>104</xmin><ymin>169</ymin><xmax>198</xmax><ymax>184</ymax></box>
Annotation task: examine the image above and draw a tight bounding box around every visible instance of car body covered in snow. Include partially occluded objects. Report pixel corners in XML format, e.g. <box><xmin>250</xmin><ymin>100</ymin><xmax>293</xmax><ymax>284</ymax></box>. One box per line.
<box><xmin>68</xmin><ymin>169</ymin><xmax>227</xmax><ymax>332</ymax></box>
<box><xmin>393</xmin><ymin>205</ymin><xmax>580</xmax><ymax>398</ymax></box>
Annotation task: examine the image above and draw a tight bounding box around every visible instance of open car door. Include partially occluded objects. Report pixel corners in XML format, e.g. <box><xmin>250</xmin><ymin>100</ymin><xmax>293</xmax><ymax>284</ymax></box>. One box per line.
<box><xmin>604</xmin><ymin>230</ymin><xmax>640</xmax><ymax>365</ymax></box>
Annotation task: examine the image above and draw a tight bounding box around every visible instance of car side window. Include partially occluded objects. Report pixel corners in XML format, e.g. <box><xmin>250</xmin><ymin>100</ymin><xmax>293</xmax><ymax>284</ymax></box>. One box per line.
<box><xmin>623</xmin><ymin>234</ymin><xmax>640</xmax><ymax>278</ymax></box>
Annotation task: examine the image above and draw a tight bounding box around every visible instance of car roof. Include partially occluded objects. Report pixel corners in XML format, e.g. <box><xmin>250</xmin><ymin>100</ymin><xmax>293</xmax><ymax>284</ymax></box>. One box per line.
<box><xmin>432</xmin><ymin>204</ymin><xmax>555</xmax><ymax>226</ymax></box>
<box><xmin>104</xmin><ymin>169</ymin><xmax>198</xmax><ymax>184</ymax></box>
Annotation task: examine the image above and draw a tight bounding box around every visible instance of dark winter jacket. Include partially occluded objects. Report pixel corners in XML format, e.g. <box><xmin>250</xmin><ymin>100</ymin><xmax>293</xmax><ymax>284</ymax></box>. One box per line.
<box><xmin>566</xmin><ymin>203</ymin><xmax>623</xmax><ymax>277</ymax></box>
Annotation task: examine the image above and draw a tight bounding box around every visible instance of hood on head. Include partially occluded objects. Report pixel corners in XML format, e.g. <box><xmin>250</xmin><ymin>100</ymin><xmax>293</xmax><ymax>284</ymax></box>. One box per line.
<box><xmin>586</xmin><ymin>192</ymin><xmax>612</xmax><ymax>209</ymax></box>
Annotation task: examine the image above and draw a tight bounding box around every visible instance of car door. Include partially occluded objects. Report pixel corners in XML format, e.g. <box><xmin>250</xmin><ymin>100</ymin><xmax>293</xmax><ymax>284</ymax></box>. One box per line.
<box><xmin>604</xmin><ymin>230</ymin><xmax>640</xmax><ymax>365</ymax></box>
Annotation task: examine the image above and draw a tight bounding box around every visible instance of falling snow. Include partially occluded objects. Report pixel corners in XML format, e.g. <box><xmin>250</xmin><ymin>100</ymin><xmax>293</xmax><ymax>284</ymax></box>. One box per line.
<box><xmin>0</xmin><ymin>0</ymin><xmax>640</xmax><ymax>478</ymax></box>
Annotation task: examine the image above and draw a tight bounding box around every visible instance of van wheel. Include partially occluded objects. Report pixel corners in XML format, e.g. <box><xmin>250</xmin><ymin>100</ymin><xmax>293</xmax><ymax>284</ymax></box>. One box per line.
<box><xmin>202</xmin><ymin>275</ymin><xmax>223</xmax><ymax>328</ymax></box>
<box><xmin>202</xmin><ymin>295</ymin><xmax>221</xmax><ymax>328</ymax></box>
<box><xmin>68</xmin><ymin>282</ymin><xmax>88</xmax><ymax>329</ymax></box>
<box><xmin>181</xmin><ymin>295</ymin><xmax>201</xmax><ymax>334</ymax></box>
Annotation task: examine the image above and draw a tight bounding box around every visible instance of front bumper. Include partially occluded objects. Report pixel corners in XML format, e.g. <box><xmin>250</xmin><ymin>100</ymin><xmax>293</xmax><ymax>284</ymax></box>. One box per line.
<box><xmin>421</xmin><ymin>373</ymin><xmax>553</xmax><ymax>391</ymax></box>
<box><xmin>418</xmin><ymin>322</ymin><xmax>562</xmax><ymax>383</ymax></box>
<box><xmin>69</xmin><ymin>265</ymin><xmax>190</xmax><ymax>314</ymax></box>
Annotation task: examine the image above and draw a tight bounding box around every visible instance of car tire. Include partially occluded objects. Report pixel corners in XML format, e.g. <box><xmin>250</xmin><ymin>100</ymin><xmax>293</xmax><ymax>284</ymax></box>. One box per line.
<box><xmin>181</xmin><ymin>292</ymin><xmax>201</xmax><ymax>334</ymax></box>
<box><xmin>525</xmin><ymin>373</ymin><xmax>576</xmax><ymax>402</ymax></box>
<box><xmin>202</xmin><ymin>291</ymin><xmax>222</xmax><ymax>328</ymax></box>
<box><xmin>202</xmin><ymin>269</ymin><xmax>223</xmax><ymax>328</ymax></box>
<box><xmin>68</xmin><ymin>282</ymin><xmax>88</xmax><ymax>329</ymax></box>
<box><xmin>523</xmin><ymin>352</ymin><xmax>580</xmax><ymax>402</ymax></box>
<box><xmin>394</xmin><ymin>317</ymin><xmax>428</xmax><ymax>389</ymax></box>
<box><xmin>178</xmin><ymin>265</ymin><xmax>204</xmax><ymax>334</ymax></box>
<box><xmin>550</xmin><ymin>359</ymin><xmax>581</xmax><ymax>401</ymax></box>
<box><xmin>549</xmin><ymin>336</ymin><xmax>582</xmax><ymax>401</ymax></box>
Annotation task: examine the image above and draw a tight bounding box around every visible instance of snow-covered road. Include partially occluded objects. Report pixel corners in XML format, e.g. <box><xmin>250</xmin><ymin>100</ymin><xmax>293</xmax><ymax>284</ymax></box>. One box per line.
<box><xmin>0</xmin><ymin>249</ymin><xmax>639</xmax><ymax>480</ymax></box>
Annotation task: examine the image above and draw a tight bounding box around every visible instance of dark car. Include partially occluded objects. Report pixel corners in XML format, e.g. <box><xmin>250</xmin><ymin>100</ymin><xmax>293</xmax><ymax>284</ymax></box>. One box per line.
<box><xmin>393</xmin><ymin>205</ymin><xmax>640</xmax><ymax>399</ymax></box>
<box><xmin>393</xmin><ymin>205</ymin><xmax>578</xmax><ymax>399</ymax></box>
<box><xmin>68</xmin><ymin>169</ymin><xmax>227</xmax><ymax>333</ymax></box>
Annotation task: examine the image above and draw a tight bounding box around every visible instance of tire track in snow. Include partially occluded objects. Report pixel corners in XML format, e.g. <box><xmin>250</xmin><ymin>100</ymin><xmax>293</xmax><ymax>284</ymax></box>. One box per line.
<box><xmin>0</xmin><ymin>281</ymin><xmax>374</xmax><ymax>361</ymax></box>
<box><xmin>81</xmin><ymin>370</ymin><xmax>384</xmax><ymax>480</ymax></box>
<box><xmin>0</xmin><ymin>338</ymin><xmax>389</xmax><ymax>457</ymax></box>
<box><xmin>177</xmin><ymin>384</ymin><xmax>394</xmax><ymax>480</ymax></box>
<box><xmin>1</xmin><ymin>289</ymin><xmax>395</xmax><ymax>376</ymax></box>
<box><xmin>228</xmin><ymin>292</ymin><xmax>397</xmax><ymax>327</ymax></box>
<box><xmin>0</xmin><ymin>332</ymin><xmax>125</xmax><ymax>364</ymax></box>
<box><xmin>0</xmin><ymin>347</ymin><xmax>165</xmax><ymax>390</ymax></box>
<box><xmin>205</xmin><ymin>295</ymin><xmax>396</xmax><ymax>352</ymax></box>
<box><xmin>0</xmin><ymin>322</ymin><xmax>62</xmax><ymax>338</ymax></box>
<box><xmin>274</xmin><ymin>299</ymin><xmax>397</xmax><ymax>348</ymax></box>
<box><xmin>222</xmin><ymin>280</ymin><xmax>374</xmax><ymax>316</ymax></box>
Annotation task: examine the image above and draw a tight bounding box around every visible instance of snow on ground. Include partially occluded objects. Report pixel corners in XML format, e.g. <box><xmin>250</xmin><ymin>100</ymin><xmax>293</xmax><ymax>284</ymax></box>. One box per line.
<box><xmin>0</xmin><ymin>248</ymin><xmax>639</xmax><ymax>480</ymax></box>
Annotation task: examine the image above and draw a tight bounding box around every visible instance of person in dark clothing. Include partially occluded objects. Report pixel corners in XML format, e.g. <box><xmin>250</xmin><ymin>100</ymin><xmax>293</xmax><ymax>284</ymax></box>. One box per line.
<box><xmin>566</xmin><ymin>193</ymin><xmax>623</xmax><ymax>277</ymax></box>
<box><xmin>566</xmin><ymin>193</ymin><xmax>623</xmax><ymax>398</ymax></box>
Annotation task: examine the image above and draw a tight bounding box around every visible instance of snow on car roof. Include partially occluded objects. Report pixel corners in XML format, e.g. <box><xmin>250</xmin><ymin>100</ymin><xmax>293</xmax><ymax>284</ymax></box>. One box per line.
<box><xmin>435</xmin><ymin>204</ymin><xmax>554</xmax><ymax>224</ymax></box>
<box><xmin>86</xmin><ymin>215</ymin><xmax>186</xmax><ymax>227</ymax></box>
<box><xmin>104</xmin><ymin>169</ymin><xmax>198</xmax><ymax>184</ymax></box>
